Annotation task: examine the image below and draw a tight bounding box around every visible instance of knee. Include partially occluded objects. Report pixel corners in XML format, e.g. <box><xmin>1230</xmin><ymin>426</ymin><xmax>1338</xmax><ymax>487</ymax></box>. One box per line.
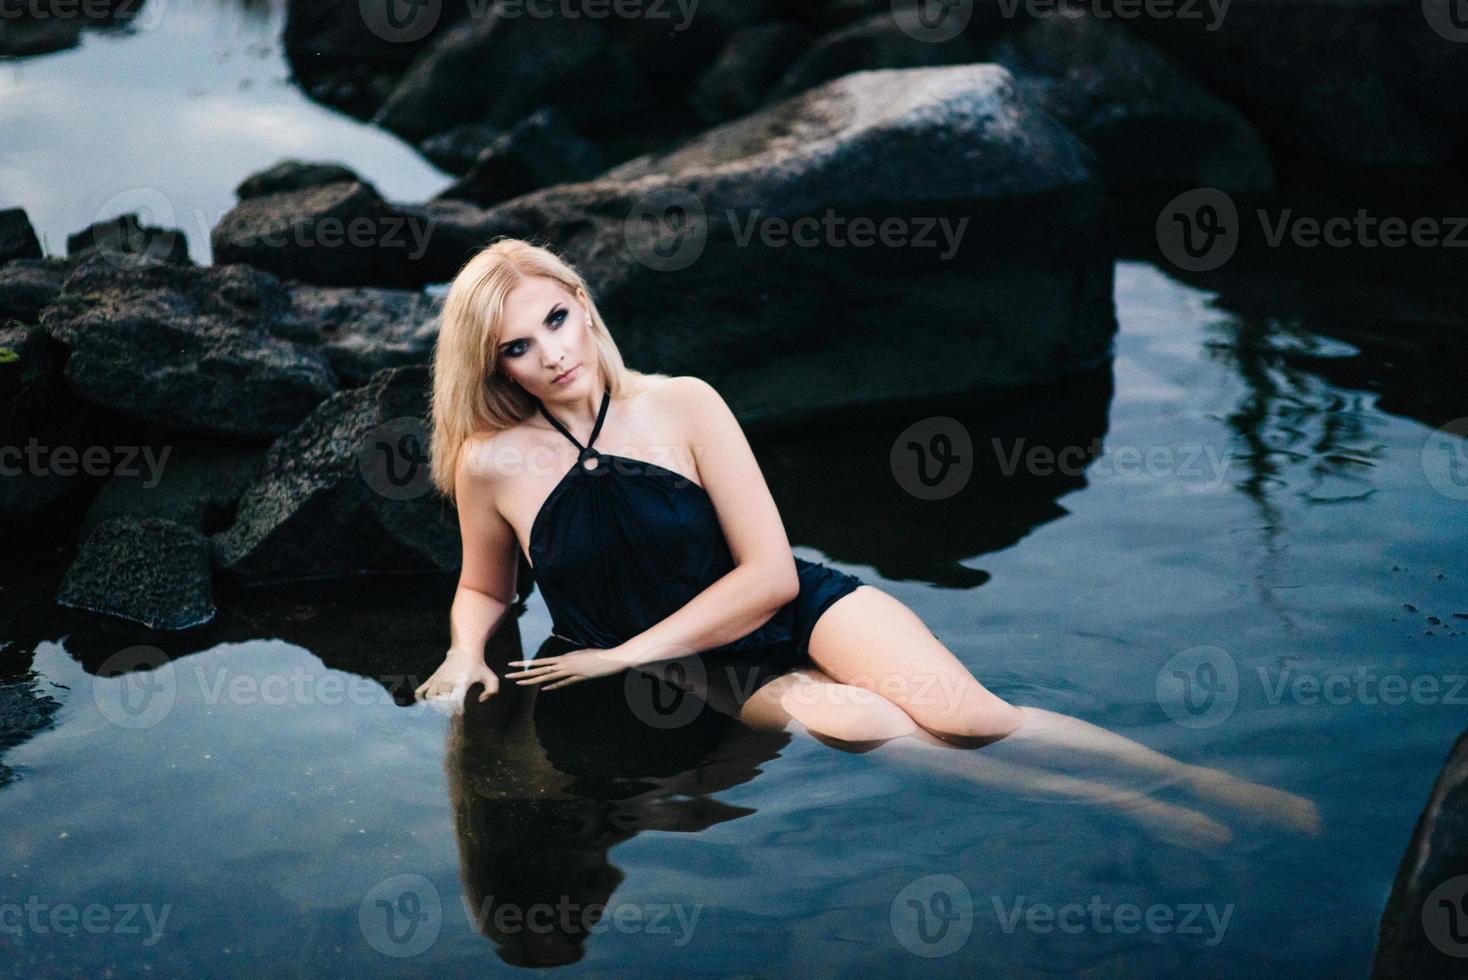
<box><xmin>781</xmin><ymin>684</ymin><xmax>918</xmax><ymax>747</ymax></box>
<box><xmin>918</xmin><ymin>701</ymin><xmax>1027</xmax><ymax>746</ymax></box>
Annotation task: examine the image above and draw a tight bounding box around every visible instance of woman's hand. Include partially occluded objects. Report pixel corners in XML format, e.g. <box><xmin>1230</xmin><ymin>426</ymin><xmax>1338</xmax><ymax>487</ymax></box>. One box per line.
<box><xmin>504</xmin><ymin>648</ymin><xmax>627</xmax><ymax>691</ymax></box>
<box><xmin>414</xmin><ymin>649</ymin><xmax>500</xmax><ymax>714</ymax></box>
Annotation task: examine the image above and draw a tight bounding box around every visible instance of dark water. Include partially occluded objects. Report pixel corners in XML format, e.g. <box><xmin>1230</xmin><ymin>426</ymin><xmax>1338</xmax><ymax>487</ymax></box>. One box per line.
<box><xmin>3</xmin><ymin>6</ymin><xmax>1467</xmax><ymax>978</ymax></box>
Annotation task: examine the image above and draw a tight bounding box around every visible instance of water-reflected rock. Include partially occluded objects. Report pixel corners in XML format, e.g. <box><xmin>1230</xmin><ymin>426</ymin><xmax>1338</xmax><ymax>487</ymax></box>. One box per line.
<box><xmin>0</xmin><ymin>672</ymin><xmax>62</xmax><ymax>788</ymax></box>
<box><xmin>211</xmin><ymin>180</ymin><xmax>431</xmax><ymax>289</ymax></box>
<box><xmin>282</xmin><ymin>282</ymin><xmax>442</xmax><ymax>386</ymax></box>
<box><xmin>38</xmin><ymin>252</ymin><xmax>338</xmax><ymax>440</ymax></box>
<box><xmin>56</xmin><ymin>516</ymin><xmax>216</xmax><ymax>631</ymax></box>
<box><xmin>982</xmin><ymin>9</ymin><xmax>1274</xmax><ymax>193</ymax></box>
<box><xmin>754</xmin><ymin>364</ymin><xmax>1113</xmax><ymax>586</ymax></box>
<box><xmin>434</xmin><ymin>108</ymin><xmax>608</xmax><ymax>208</ymax></box>
<box><xmin>213</xmin><ymin>365</ymin><xmax>457</xmax><ymax>585</ymax></box>
<box><xmin>1373</xmin><ymin>726</ymin><xmax>1468</xmax><ymax>978</ymax></box>
<box><xmin>0</xmin><ymin>208</ymin><xmax>42</xmax><ymax>264</ymax></box>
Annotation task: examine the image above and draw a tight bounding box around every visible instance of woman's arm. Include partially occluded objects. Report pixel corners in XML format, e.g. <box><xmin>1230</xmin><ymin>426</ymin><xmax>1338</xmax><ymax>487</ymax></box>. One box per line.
<box><xmin>607</xmin><ymin>377</ymin><xmax>801</xmax><ymax>669</ymax></box>
<box><xmin>416</xmin><ymin>446</ymin><xmax>520</xmax><ymax>706</ymax></box>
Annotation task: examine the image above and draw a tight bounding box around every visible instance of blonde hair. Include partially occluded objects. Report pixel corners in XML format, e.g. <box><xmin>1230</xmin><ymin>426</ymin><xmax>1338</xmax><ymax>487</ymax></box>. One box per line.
<box><xmin>428</xmin><ymin>237</ymin><xmax>661</xmax><ymax>504</ymax></box>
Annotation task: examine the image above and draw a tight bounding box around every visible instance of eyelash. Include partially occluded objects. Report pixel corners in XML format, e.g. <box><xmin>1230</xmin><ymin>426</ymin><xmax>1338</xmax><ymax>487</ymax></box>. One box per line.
<box><xmin>503</xmin><ymin>308</ymin><xmax>567</xmax><ymax>359</ymax></box>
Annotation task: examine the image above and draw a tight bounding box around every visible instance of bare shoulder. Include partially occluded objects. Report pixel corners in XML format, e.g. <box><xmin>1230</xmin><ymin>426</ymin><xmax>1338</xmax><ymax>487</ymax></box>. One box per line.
<box><xmin>457</xmin><ymin>425</ymin><xmax>531</xmax><ymax>495</ymax></box>
<box><xmin>647</xmin><ymin>374</ymin><xmax>727</xmax><ymax>422</ymax></box>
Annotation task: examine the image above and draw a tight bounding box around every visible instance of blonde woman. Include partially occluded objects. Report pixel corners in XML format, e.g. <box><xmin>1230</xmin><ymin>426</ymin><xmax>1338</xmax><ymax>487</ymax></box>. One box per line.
<box><xmin>417</xmin><ymin>238</ymin><xmax>1319</xmax><ymax>847</ymax></box>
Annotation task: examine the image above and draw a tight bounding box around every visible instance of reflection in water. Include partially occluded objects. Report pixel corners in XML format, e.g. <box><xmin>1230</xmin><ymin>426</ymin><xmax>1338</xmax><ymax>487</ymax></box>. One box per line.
<box><xmin>443</xmin><ymin>625</ymin><xmax>790</xmax><ymax>967</ymax></box>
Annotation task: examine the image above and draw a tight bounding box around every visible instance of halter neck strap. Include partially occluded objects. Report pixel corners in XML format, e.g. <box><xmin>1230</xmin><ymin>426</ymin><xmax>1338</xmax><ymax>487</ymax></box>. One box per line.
<box><xmin>536</xmin><ymin>386</ymin><xmax>610</xmax><ymax>454</ymax></box>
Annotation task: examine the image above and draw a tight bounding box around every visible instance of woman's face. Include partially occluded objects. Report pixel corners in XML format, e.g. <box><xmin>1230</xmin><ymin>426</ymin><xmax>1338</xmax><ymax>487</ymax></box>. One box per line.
<box><xmin>495</xmin><ymin>276</ymin><xmax>597</xmax><ymax>402</ymax></box>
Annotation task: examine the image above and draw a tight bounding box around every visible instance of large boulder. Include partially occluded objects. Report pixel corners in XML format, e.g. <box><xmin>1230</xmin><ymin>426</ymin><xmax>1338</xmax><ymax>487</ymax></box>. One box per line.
<box><xmin>56</xmin><ymin>517</ymin><xmax>217</xmax><ymax>631</ymax></box>
<box><xmin>476</xmin><ymin>63</ymin><xmax>1115</xmax><ymax>422</ymax></box>
<box><xmin>38</xmin><ymin>252</ymin><xmax>339</xmax><ymax>440</ymax></box>
<box><xmin>212</xmin><ymin>365</ymin><xmax>458</xmax><ymax>585</ymax></box>
<box><xmin>235</xmin><ymin>159</ymin><xmax>364</xmax><ymax>200</ymax></box>
<box><xmin>211</xmin><ymin>180</ymin><xmax>434</xmax><ymax>288</ymax></box>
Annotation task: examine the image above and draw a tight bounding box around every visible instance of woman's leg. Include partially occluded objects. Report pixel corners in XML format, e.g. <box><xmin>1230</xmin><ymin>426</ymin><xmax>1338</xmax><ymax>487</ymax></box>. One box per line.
<box><xmin>738</xmin><ymin>666</ymin><xmax>1233</xmax><ymax>849</ymax></box>
<box><xmin>805</xmin><ymin>585</ymin><xmax>1320</xmax><ymax>834</ymax></box>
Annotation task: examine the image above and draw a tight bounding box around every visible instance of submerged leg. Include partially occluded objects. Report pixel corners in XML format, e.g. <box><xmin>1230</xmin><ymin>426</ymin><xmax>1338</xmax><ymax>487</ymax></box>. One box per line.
<box><xmin>805</xmin><ymin>585</ymin><xmax>1320</xmax><ymax>835</ymax></box>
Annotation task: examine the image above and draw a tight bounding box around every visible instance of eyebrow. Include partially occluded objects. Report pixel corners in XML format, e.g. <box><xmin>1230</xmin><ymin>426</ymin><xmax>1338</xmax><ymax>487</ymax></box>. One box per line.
<box><xmin>499</xmin><ymin>303</ymin><xmax>564</xmax><ymax>350</ymax></box>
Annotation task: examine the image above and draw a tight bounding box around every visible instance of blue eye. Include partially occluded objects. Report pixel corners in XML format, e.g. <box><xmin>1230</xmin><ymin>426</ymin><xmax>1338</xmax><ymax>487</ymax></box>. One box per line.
<box><xmin>502</xmin><ymin>307</ymin><xmax>567</xmax><ymax>358</ymax></box>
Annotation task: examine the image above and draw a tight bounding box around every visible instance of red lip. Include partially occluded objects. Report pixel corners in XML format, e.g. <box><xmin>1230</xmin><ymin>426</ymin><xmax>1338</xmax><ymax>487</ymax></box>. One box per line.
<box><xmin>553</xmin><ymin>365</ymin><xmax>578</xmax><ymax>384</ymax></box>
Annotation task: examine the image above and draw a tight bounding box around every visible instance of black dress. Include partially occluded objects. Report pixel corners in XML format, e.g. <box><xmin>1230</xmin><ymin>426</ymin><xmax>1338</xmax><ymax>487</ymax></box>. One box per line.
<box><xmin>522</xmin><ymin>384</ymin><xmax>865</xmax><ymax>718</ymax></box>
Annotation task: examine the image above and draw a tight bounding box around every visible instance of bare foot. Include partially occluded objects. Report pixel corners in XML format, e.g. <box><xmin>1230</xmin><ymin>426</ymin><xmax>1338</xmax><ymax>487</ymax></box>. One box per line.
<box><xmin>1184</xmin><ymin>767</ymin><xmax>1322</xmax><ymax>836</ymax></box>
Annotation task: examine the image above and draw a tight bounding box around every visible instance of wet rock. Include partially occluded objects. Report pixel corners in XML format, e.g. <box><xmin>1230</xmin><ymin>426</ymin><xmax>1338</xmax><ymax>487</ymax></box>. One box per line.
<box><xmin>691</xmin><ymin>22</ymin><xmax>814</xmax><ymax>124</ymax></box>
<box><xmin>981</xmin><ymin>9</ymin><xmax>1274</xmax><ymax>193</ymax></box>
<box><xmin>66</xmin><ymin>211</ymin><xmax>192</xmax><ymax>266</ymax></box>
<box><xmin>1125</xmin><ymin>0</ymin><xmax>1468</xmax><ymax>172</ymax></box>
<box><xmin>235</xmin><ymin>159</ymin><xmax>364</xmax><ymax>200</ymax></box>
<box><xmin>78</xmin><ymin>444</ymin><xmax>265</xmax><ymax>542</ymax></box>
<box><xmin>372</xmin><ymin>10</ymin><xmax>648</xmax><ymax>143</ymax></box>
<box><xmin>38</xmin><ymin>251</ymin><xmax>338</xmax><ymax>440</ymax></box>
<box><xmin>0</xmin><ymin>208</ymin><xmax>43</xmax><ymax>264</ymax></box>
<box><xmin>0</xmin><ymin>11</ymin><xmax>82</xmax><ymax>59</ymax></box>
<box><xmin>282</xmin><ymin>283</ymin><xmax>442</xmax><ymax>385</ymax></box>
<box><xmin>211</xmin><ymin>180</ymin><xmax>433</xmax><ymax>288</ymax></box>
<box><xmin>0</xmin><ymin>257</ymin><xmax>74</xmax><ymax>325</ymax></box>
<box><xmin>0</xmin><ymin>322</ymin><xmax>97</xmax><ymax>538</ymax></box>
<box><xmin>435</xmin><ymin>108</ymin><xmax>608</xmax><ymax>208</ymax></box>
<box><xmin>56</xmin><ymin>517</ymin><xmax>217</xmax><ymax>631</ymax></box>
<box><xmin>1374</xmin><ymin>726</ymin><xmax>1468</xmax><ymax>977</ymax></box>
<box><xmin>479</xmin><ymin>64</ymin><xmax>1113</xmax><ymax>421</ymax></box>
<box><xmin>418</xmin><ymin>122</ymin><xmax>506</xmax><ymax>176</ymax></box>
<box><xmin>212</xmin><ymin>365</ymin><xmax>458</xmax><ymax>585</ymax></box>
